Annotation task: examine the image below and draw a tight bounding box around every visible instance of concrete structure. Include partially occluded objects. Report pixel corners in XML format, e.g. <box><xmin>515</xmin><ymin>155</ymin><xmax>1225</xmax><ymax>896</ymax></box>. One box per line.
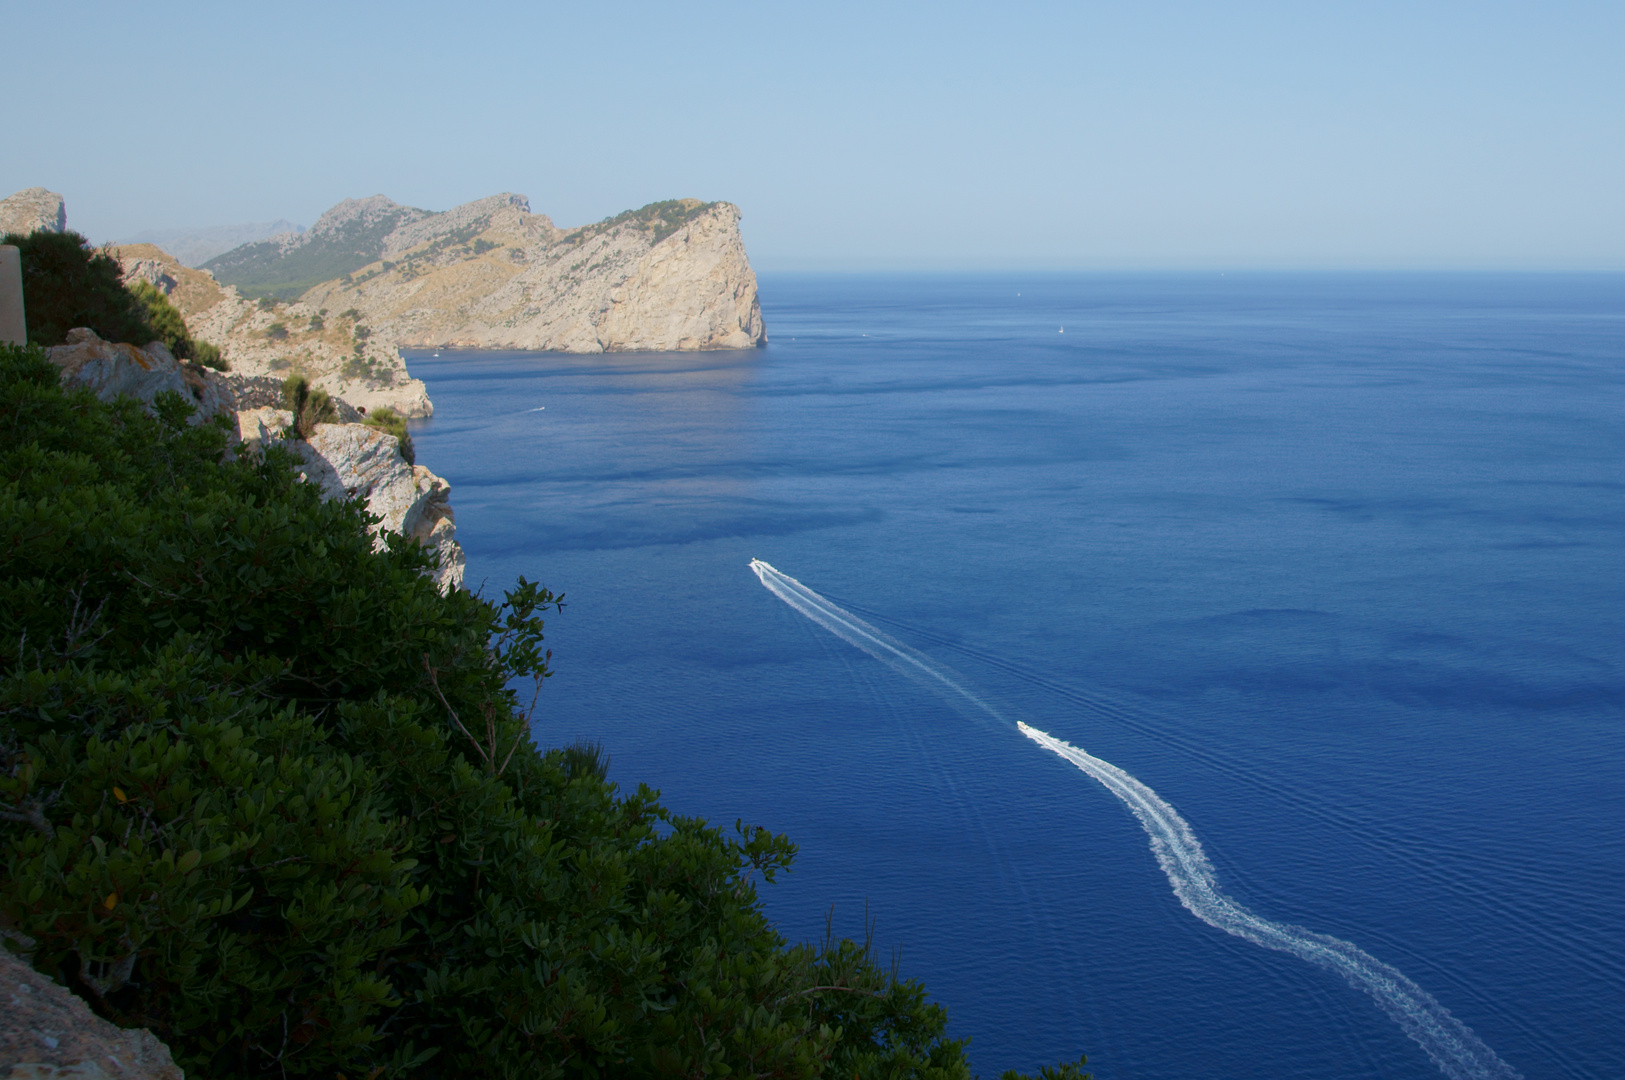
<box><xmin>0</xmin><ymin>245</ymin><xmax>24</xmax><ymax>345</ymax></box>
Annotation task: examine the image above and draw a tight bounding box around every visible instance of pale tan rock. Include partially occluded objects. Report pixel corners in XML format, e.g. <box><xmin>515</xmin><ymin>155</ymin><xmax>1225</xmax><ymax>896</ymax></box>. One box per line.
<box><xmin>0</xmin><ymin>189</ymin><xmax>66</xmax><ymax>237</ymax></box>
<box><xmin>300</xmin><ymin>197</ymin><xmax>765</xmax><ymax>353</ymax></box>
<box><xmin>111</xmin><ymin>245</ymin><xmax>434</xmax><ymax>419</ymax></box>
<box><xmin>0</xmin><ymin>949</ymin><xmax>183</xmax><ymax>1080</ymax></box>
<box><xmin>296</xmin><ymin>423</ymin><xmax>465</xmax><ymax>592</ymax></box>
<box><xmin>234</xmin><ymin>406</ymin><xmax>292</xmax><ymax>452</ymax></box>
<box><xmin>46</xmin><ymin>330</ymin><xmax>231</xmax><ymax>421</ymax></box>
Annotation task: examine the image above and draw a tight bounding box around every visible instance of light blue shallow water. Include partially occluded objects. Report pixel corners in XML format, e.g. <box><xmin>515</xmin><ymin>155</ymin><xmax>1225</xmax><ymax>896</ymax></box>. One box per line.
<box><xmin>407</xmin><ymin>273</ymin><xmax>1625</xmax><ymax>1080</ymax></box>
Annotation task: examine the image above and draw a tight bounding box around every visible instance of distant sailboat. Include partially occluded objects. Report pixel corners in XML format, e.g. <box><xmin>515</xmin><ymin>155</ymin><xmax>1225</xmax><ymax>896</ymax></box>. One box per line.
<box><xmin>1059</xmin><ymin>326</ymin><xmax>1064</xmax><ymax>334</ymax></box>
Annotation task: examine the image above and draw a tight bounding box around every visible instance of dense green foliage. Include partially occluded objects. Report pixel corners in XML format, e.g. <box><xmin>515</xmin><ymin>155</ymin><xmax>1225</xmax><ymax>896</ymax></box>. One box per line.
<box><xmin>0</xmin><ymin>343</ymin><xmax>1085</xmax><ymax>1079</ymax></box>
<box><xmin>4</xmin><ymin>230</ymin><xmax>156</xmax><ymax>347</ymax></box>
<box><xmin>4</xmin><ymin>230</ymin><xmax>224</xmax><ymax>370</ymax></box>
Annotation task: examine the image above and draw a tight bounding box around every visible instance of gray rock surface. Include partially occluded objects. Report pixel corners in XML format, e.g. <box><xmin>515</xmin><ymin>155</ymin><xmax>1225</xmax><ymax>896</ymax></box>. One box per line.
<box><xmin>0</xmin><ymin>949</ymin><xmax>184</xmax><ymax>1080</ymax></box>
<box><xmin>43</xmin><ymin>328</ymin><xmax>461</xmax><ymax>592</ymax></box>
<box><xmin>46</xmin><ymin>330</ymin><xmax>232</xmax><ymax>422</ymax></box>
<box><xmin>235</xmin><ymin>410</ymin><xmax>464</xmax><ymax>592</ymax></box>
<box><xmin>0</xmin><ymin>189</ymin><xmax>66</xmax><ymax>237</ymax></box>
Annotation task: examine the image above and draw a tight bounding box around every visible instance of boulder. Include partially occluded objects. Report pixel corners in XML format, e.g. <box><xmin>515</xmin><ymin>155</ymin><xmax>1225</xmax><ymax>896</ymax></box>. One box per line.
<box><xmin>0</xmin><ymin>949</ymin><xmax>183</xmax><ymax>1080</ymax></box>
<box><xmin>0</xmin><ymin>189</ymin><xmax>66</xmax><ymax>237</ymax></box>
<box><xmin>46</xmin><ymin>330</ymin><xmax>231</xmax><ymax>422</ymax></box>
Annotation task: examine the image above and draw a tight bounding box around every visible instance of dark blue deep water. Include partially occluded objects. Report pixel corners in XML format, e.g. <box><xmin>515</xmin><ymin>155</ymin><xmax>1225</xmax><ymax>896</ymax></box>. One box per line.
<box><xmin>406</xmin><ymin>274</ymin><xmax>1625</xmax><ymax>1080</ymax></box>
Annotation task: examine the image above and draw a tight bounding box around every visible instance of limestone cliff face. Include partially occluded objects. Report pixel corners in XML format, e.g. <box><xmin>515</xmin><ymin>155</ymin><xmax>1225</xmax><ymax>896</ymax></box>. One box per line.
<box><xmin>292</xmin><ymin>196</ymin><xmax>766</xmax><ymax>352</ymax></box>
<box><xmin>46</xmin><ymin>328</ymin><xmax>232</xmax><ymax>420</ymax></box>
<box><xmin>0</xmin><ymin>188</ymin><xmax>66</xmax><ymax>236</ymax></box>
<box><xmin>45</xmin><ymin>329</ymin><xmax>463</xmax><ymax>593</ymax></box>
<box><xmin>236</xmin><ymin>410</ymin><xmax>465</xmax><ymax>593</ymax></box>
<box><xmin>114</xmin><ymin>244</ymin><xmax>432</xmax><ymax>418</ymax></box>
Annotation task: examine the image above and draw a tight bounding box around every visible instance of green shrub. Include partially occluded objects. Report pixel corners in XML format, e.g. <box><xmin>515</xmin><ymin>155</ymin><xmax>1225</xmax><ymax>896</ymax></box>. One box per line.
<box><xmin>190</xmin><ymin>340</ymin><xmax>226</xmax><ymax>371</ymax></box>
<box><xmin>126</xmin><ymin>280</ymin><xmax>228</xmax><ymax>372</ymax></box>
<box><xmin>0</xmin><ymin>343</ymin><xmax>1078</xmax><ymax>1079</ymax></box>
<box><xmin>362</xmin><ymin>405</ymin><xmax>414</xmax><ymax>465</ymax></box>
<box><xmin>2</xmin><ymin>231</ymin><xmax>226</xmax><ymax>371</ymax></box>
<box><xmin>3</xmin><ymin>230</ymin><xmax>155</xmax><ymax>347</ymax></box>
<box><xmin>281</xmin><ymin>375</ymin><xmax>338</xmax><ymax>439</ymax></box>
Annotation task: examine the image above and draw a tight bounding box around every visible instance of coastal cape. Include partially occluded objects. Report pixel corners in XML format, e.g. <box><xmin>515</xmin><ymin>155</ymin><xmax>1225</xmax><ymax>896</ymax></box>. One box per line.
<box><xmin>206</xmin><ymin>193</ymin><xmax>766</xmax><ymax>353</ymax></box>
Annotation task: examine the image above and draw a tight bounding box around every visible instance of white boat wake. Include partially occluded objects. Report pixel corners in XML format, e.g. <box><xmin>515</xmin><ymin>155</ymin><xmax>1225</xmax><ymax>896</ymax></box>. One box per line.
<box><xmin>749</xmin><ymin>559</ymin><xmax>1519</xmax><ymax>1080</ymax></box>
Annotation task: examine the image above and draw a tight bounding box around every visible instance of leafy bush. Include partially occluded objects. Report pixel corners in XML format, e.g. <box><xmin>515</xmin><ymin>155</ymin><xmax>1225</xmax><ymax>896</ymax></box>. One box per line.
<box><xmin>362</xmin><ymin>405</ymin><xmax>415</xmax><ymax>465</ymax></box>
<box><xmin>281</xmin><ymin>375</ymin><xmax>338</xmax><ymax>438</ymax></box>
<box><xmin>126</xmin><ymin>280</ymin><xmax>228</xmax><ymax>372</ymax></box>
<box><xmin>0</xmin><ymin>343</ymin><xmax>1087</xmax><ymax>1079</ymax></box>
<box><xmin>3</xmin><ymin>231</ymin><xmax>226</xmax><ymax>370</ymax></box>
<box><xmin>3</xmin><ymin>230</ymin><xmax>155</xmax><ymax>347</ymax></box>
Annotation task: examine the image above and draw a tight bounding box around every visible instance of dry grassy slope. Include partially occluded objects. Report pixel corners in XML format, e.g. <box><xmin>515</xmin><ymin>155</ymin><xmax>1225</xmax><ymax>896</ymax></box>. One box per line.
<box><xmin>114</xmin><ymin>244</ymin><xmax>433</xmax><ymax>417</ymax></box>
<box><xmin>302</xmin><ymin>200</ymin><xmax>765</xmax><ymax>353</ymax></box>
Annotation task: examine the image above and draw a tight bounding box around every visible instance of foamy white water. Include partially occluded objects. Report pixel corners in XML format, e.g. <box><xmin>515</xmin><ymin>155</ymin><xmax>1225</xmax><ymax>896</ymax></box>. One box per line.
<box><xmin>750</xmin><ymin>559</ymin><xmax>1520</xmax><ymax>1080</ymax></box>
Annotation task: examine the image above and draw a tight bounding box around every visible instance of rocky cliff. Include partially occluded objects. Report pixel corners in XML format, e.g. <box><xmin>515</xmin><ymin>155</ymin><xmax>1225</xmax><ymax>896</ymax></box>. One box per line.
<box><xmin>2</xmin><ymin>949</ymin><xmax>184</xmax><ymax>1080</ymax></box>
<box><xmin>114</xmin><ymin>244</ymin><xmax>432</xmax><ymax>418</ymax></box>
<box><xmin>212</xmin><ymin>194</ymin><xmax>766</xmax><ymax>353</ymax></box>
<box><xmin>44</xmin><ymin>328</ymin><xmax>463</xmax><ymax>592</ymax></box>
<box><xmin>0</xmin><ymin>188</ymin><xmax>66</xmax><ymax>237</ymax></box>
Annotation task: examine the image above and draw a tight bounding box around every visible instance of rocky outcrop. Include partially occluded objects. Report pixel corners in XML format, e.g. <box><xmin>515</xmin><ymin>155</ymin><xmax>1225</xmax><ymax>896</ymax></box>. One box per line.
<box><xmin>0</xmin><ymin>185</ymin><xmax>429</xmax><ymax>418</ymax></box>
<box><xmin>46</xmin><ymin>330</ymin><xmax>232</xmax><ymax>421</ymax></box>
<box><xmin>235</xmin><ymin>410</ymin><xmax>464</xmax><ymax>592</ymax></box>
<box><xmin>225</xmin><ymin>194</ymin><xmax>766</xmax><ymax>353</ymax></box>
<box><xmin>45</xmin><ymin>329</ymin><xmax>462</xmax><ymax>592</ymax></box>
<box><xmin>112</xmin><ymin>244</ymin><xmax>432</xmax><ymax>418</ymax></box>
<box><xmin>0</xmin><ymin>188</ymin><xmax>66</xmax><ymax>237</ymax></box>
<box><xmin>1</xmin><ymin>949</ymin><xmax>184</xmax><ymax>1080</ymax></box>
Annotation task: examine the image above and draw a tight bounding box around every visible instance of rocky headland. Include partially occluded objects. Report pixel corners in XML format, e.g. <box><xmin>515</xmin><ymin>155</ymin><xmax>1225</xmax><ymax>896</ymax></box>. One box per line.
<box><xmin>207</xmin><ymin>193</ymin><xmax>766</xmax><ymax>352</ymax></box>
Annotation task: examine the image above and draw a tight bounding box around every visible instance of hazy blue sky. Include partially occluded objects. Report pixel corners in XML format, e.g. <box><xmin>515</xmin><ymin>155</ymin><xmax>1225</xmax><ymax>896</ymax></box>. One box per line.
<box><xmin>6</xmin><ymin>0</ymin><xmax>1622</xmax><ymax>269</ymax></box>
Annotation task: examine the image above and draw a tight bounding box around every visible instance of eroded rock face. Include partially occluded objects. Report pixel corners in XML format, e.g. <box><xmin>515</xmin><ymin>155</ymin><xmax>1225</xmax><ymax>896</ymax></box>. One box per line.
<box><xmin>0</xmin><ymin>188</ymin><xmax>66</xmax><ymax>237</ymax></box>
<box><xmin>111</xmin><ymin>244</ymin><xmax>433</xmax><ymax>419</ymax></box>
<box><xmin>291</xmin><ymin>196</ymin><xmax>767</xmax><ymax>353</ymax></box>
<box><xmin>236</xmin><ymin>413</ymin><xmax>464</xmax><ymax>592</ymax></box>
<box><xmin>46</xmin><ymin>329</ymin><xmax>232</xmax><ymax>421</ymax></box>
<box><xmin>0</xmin><ymin>949</ymin><xmax>184</xmax><ymax>1080</ymax></box>
<box><xmin>296</xmin><ymin>423</ymin><xmax>465</xmax><ymax>593</ymax></box>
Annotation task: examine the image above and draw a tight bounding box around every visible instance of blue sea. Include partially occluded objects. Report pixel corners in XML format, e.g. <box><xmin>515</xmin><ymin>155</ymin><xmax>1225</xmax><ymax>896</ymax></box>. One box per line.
<box><xmin>406</xmin><ymin>274</ymin><xmax>1625</xmax><ymax>1080</ymax></box>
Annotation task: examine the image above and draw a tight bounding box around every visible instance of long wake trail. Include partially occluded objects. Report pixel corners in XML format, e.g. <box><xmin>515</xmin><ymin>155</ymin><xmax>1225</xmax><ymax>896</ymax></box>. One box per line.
<box><xmin>749</xmin><ymin>559</ymin><xmax>1519</xmax><ymax>1080</ymax></box>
